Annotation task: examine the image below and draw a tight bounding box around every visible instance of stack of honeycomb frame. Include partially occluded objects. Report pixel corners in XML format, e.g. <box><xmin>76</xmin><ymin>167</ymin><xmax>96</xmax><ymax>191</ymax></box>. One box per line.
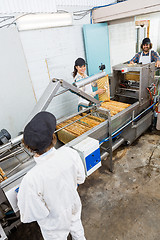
<box><xmin>124</xmin><ymin>71</ymin><xmax>140</xmax><ymax>82</ymax></box>
<box><xmin>101</xmin><ymin>100</ymin><xmax>130</xmax><ymax>116</ymax></box>
<box><xmin>0</xmin><ymin>167</ymin><xmax>7</xmax><ymax>183</ymax></box>
<box><xmin>96</xmin><ymin>75</ymin><xmax>110</xmax><ymax>101</ymax></box>
<box><xmin>56</xmin><ymin>114</ymin><xmax>105</xmax><ymax>144</ymax></box>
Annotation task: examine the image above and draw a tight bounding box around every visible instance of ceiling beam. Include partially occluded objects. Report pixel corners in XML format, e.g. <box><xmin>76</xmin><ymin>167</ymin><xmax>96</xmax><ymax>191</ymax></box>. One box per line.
<box><xmin>92</xmin><ymin>0</ymin><xmax>160</xmax><ymax>23</ymax></box>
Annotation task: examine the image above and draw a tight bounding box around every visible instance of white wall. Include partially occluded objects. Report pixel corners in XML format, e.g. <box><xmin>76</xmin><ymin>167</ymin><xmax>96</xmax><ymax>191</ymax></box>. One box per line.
<box><xmin>108</xmin><ymin>17</ymin><xmax>135</xmax><ymax>67</ymax></box>
<box><xmin>18</xmin><ymin>2</ymin><xmax>117</xmax><ymax>120</ymax></box>
<box><xmin>0</xmin><ymin>27</ymin><xmax>36</xmax><ymax>137</ymax></box>
<box><xmin>19</xmin><ymin>25</ymin><xmax>85</xmax><ymax>99</ymax></box>
<box><xmin>19</xmin><ymin>24</ymin><xmax>86</xmax><ymax>119</ymax></box>
<box><xmin>108</xmin><ymin>12</ymin><xmax>160</xmax><ymax>68</ymax></box>
<box><xmin>136</xmin><ymin>12</ymin><xmax>160</xmax><ymax>52</ymax></box>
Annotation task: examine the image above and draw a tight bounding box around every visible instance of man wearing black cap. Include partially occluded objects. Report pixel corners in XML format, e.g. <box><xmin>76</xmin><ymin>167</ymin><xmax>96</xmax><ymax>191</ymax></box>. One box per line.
<box><xmin>128</xmin><ymin>38</ymin><xmax>160</xmax><ymax>67</ymax></box>
<box><xmin>17</xmin><ymin>111</ymin><xmax>86</xmax><ymax>240</ymax></box>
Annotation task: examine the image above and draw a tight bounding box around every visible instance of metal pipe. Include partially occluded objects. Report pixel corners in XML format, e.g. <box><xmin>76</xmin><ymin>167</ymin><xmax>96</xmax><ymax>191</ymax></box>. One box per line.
<box><xmin>53</xmin><ymin>89</ymin><xmax>68</xmax><ymax>97</ymax></box>
<box><xmin>0</xmin><ymin>148</ymin><xmax>24</xmax><ymax>162</ymax></box>
<box><xmin>0</xmin><ymin>106</ymin><xmax>98</xmax><ymax>154</ymax></box>
<box><xmin>0</xmin><ymin>135</ymin><xmax>23</xmax><ymax>154</ymax></box>
<box><xmin>4</xmin><ymin>163</ymin><xmax>23</xmax><ymax>178</ymax></box>
<box><xmin>57</xmin><ymin>105</ymin><xmax>97</xmax><ymax>124</ymax></box>
<box><xmin>74</xmin><ymin>72</ymin><xmax>106</xmax><ymax>88</ymax></box>
<box><xmin>1</xmin><ymin>161</ymin><xmax>35</xmax><ymax>188</ymax></box>
<box><xmin>104</xmin><ymin>110</ymin><xmax>113</xmax><ymax>172</ymax></box>
<box><xmin>59</xmin><ymin>78</ymin><xmax>100</xmax><ymax>104</ymax></box>
<box><xmin>101</xmin><ymin>138</ymin><xmax>125</xmax><ymax>161</ymax></box>
<box><xmin>3</xmin><ymin>156</ymin><xmax>33</xmax><ymax>178</ymax></box>
<box><xmin>55</xmin><ymin>112</ymin><xmax>92</xmax><ymax>133</ymax></box>
<box><xmin>11</xmin><ymin>135</ymin><xmax>23</xmax><ymax>145</ymax></box>
<box><xmin>0</xmin><ymin>142</ymin><xmax>12</xmax><ymax>154</ymax></box>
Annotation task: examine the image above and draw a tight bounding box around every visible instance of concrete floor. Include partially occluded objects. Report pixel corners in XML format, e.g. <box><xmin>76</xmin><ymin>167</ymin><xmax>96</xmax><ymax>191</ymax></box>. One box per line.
<box><xmin>80</xmin><ymin>129</ymin><xmax>160</xmax><ymax>240</ymax></box>
<box><xmin>8</xmin><ymin>129</ymin><xmax>160</xmax><ymax>240</ymax></box>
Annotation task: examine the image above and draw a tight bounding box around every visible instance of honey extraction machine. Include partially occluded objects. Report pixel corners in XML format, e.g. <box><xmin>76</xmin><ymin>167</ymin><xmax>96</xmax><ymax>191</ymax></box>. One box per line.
<box><xmin>0</xmin><ymin>62</ymin><xmax>158</xmax><ymax>239</ymax></box>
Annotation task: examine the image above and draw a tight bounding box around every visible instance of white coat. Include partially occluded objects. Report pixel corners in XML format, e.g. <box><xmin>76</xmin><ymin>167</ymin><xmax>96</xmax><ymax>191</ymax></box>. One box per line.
<box><xmin>17</xmin><ymin>146</ymin><xmax>86</xmax><ymax>240</ymax></box>
<box><xmin>74</xmin><ymin>73</ymin><xmax>96</xmax><ymax>106</ymax></box>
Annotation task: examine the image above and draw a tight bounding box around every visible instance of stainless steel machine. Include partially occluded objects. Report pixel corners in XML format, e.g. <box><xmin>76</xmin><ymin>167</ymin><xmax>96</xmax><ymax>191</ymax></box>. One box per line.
<box><xmin>0</xmin><ymin>63</ymin><xmax>158</xmax><ymax>239</ymax></box>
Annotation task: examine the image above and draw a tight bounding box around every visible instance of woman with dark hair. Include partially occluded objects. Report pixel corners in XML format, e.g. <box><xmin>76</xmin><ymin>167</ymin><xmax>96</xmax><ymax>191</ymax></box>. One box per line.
<box><xmin>73</xmin><ymin>57</ymin><xmax>105</xmax><ymax>106</ymax></box>
<box><xmin>128</xmin><ymin>38</ymin><xmax>160</xmax><ymax>66</ymax></box>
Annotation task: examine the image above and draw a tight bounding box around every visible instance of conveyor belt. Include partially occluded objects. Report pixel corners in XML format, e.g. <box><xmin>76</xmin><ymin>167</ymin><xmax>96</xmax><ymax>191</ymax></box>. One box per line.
<box><xmin>56</xmin><ymin>114</ymin><xmax>105</xmax><ymax>144</ymax></box>
<box><xmin>101</xmin><ymin>100</ymin><xmax>130</xmax><ymax>116</ymax></box>
<box><xmin>56</xmin><ymin>100</ymin><xmax>130</xmax><ymax>143</ymax></box>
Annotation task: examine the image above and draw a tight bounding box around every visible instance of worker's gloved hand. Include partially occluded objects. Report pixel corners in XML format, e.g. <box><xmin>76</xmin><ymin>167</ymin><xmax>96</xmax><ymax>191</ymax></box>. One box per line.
<box><xmin>96</xmin><ymin>88</ymin><xmax>106</xmax><ymax>95</ymax></box>
<box><xmin>155</xmin><ymin>60</ymin><xmax>160</xmax><ymax>68</ymax></box>
<box><xmin>128</xmin><ymin>61</ymin><xmax>136</xmax><ymax>66</ymax></box>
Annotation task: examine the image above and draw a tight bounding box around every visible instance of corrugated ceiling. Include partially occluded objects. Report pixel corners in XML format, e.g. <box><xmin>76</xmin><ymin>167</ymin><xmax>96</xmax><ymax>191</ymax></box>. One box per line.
<box><xmin>0</xmin><ymin>0</ymin><xmax>116</xmax><ymax>13</ymax></box>
<box><xmin>55</xmin><ymin>0</ymin><xmax>116</xmax><ymax>6</ymax></box>
<box><xmin>0</xmin><ymin>0</ymin><xmax>57</xmax><ymax>13</ymax></box>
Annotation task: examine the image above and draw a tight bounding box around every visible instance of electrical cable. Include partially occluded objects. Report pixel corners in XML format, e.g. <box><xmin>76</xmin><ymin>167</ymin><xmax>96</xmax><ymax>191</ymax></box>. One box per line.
<box><xmin>74</xmin><ymin>13</ymin><xmax>89</xmax><ymax>20</ymax></box>
<box><xmin>0</xmin><ymin>16</ymin><xmax>14</xmax><ymax>24</ymax></box>
<box><xmin>0</xmin><ymin>23</ymin><xmax>15</xmax><ymax>28</ymax></box>
<box><xmin>99</xmin><ymin>130</ymin><xmax>122</xmax><ymax>144</ymax></box>
<box><xmin>57</xmin><ymin>8</ymin><xmax>91</xmax><ymax>20</ymax></box>
<box><xmin>0</xmin><ymin>16</ymin><xmax>14</xmax><ymax>18</ymax></box>
<box><xmin>120</xmin><ymin>83</ymin><xmax>127</xmax><ymax>88</ymax></box>
<box><xmin>153</xmin><ymin>83</ymin><xmax>156</xmax><ymax>95</ymax></box>
<box><xmin>73</xmin><ymin>9</ymin><xmax>91</xmax><ymax>20</ymax></box>
<box><xmin>147</xmin><ymin>87</ymin><xmax>153</xmax><ymax>104</ymax></box>
<box><xmin>0</xmin><ymin>16</ymin><xmax>14</xmax><ymax>28</ymax></box>
<box><xmin>8</xmin><ymin>13</ymin><xmax>36</xmax><ymax>28</ymax></box>
<box><xmin>57</xmin><ymin>10</ymin><xmax>70</xmax><ymax>13</ymax></box>
<box><xmin>0</xmin><ymin>13</ymin><xmax>36</xmax><ymax>28</ymax></box>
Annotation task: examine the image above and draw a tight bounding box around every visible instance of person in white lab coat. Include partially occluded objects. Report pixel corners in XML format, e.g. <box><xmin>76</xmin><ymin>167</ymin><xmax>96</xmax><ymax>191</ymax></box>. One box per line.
<box><xmin>128</xmin><ymin>38</ymin><xmax>160</xmax><ymax>66</ymax></box>
<box><xmin>17</xmin><ymin>111</ymin><xmax>86</xmax><ymax>240</ymax></box>
<box><xmin>73</xmin><ymin>58</ymin><xmax>105</xmax><ymax>107</ymax></box>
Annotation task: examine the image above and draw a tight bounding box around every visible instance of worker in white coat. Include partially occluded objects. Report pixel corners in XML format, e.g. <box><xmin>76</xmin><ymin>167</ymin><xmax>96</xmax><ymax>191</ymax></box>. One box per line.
<box><xmin>17</xmin><ymin>111</ymin><xmax>86</xmax><ymax>240</ymax></box>
<box><xmin>73</xmin><ymin>58</ymin><xmax>105</xmax><ymax>107</ymax></box>
<box><xmin>128</xmin><ymin>38</ymin><xmax>160</xmax><ymax>66</ymax></box>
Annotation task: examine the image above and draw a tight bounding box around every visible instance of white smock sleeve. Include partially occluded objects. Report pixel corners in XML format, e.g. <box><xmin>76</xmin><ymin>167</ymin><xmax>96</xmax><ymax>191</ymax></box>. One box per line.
<box><xmin>71</xmin><ymin>148</ymin><xmax>86</xmax><ymax>184</ymax></box>
<box><xmin>17</xmin><ymin>174</ymin><xmax>49</xmax><ymax>223</ymax></box>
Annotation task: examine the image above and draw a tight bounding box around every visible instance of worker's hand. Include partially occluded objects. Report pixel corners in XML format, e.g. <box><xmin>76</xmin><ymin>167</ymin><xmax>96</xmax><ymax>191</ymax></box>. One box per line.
<box><xmin>155</xmin><ymin>60</ymin><xmax>160</xmax><ymax>68</ymax></box>
<box><xmin>96</xmin><ymin>88</ymin><xmax>106</xmax><ymax>95</ymax></box>
<box><xmin>129</xmin><ymin>61</ymin><xmax>134</xmax><ymax>64</ymax></box>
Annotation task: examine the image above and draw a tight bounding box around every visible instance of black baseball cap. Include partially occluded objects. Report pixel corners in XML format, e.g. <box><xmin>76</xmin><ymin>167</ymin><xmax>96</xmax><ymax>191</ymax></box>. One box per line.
<box><xmin>75</xmin><ymin>58</ymin><xmax>86</xmax><ymax>67</ymax></box>
<box><xmin>142</xmin><ymin>38</ymin><xmax>151</xmax><ymax>45</ymax></box>
<box><xmin>23</xmin><ymin>111</ymin><xmax>56</xmax><ymax>153</ymax></box>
